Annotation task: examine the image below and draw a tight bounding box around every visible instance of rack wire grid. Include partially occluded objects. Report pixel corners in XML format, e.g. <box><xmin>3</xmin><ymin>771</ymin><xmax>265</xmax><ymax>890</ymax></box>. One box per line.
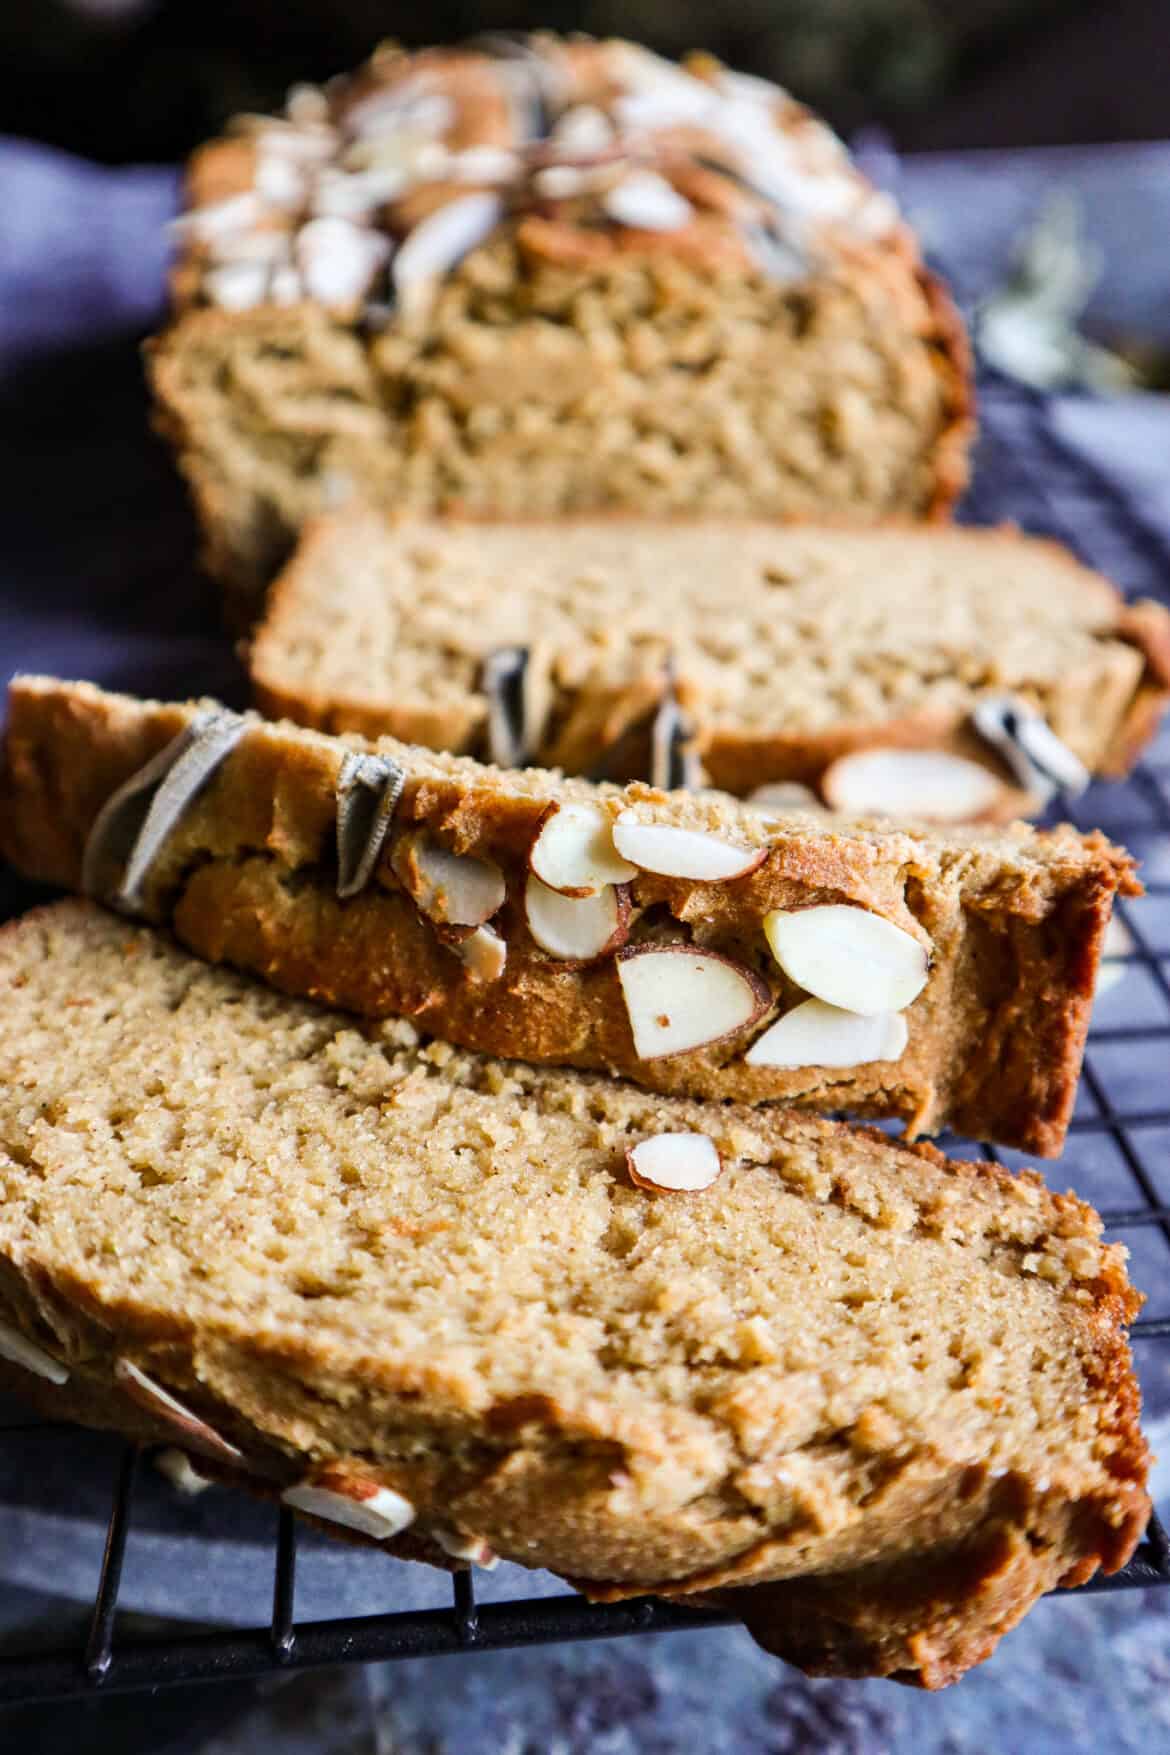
<box><xmin>1</xmin><ymin>373</ymin><xmax>1170</xmax><ymax>1709</ymax></box>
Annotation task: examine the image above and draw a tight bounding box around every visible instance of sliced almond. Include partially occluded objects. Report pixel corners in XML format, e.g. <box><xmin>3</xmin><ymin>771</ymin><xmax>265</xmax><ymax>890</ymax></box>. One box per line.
<box><xmin>431</xmin><ymin>1524</ymin><xmax>499</xmax><ymax>1569</ymax></box>
<box><xmin>972</xmin><ymin>696</ymin><xmax>1089</xmax><ymax>800</ymax></box>
<box><xmin>604</xmin><ymin>171</ymin><xmax>694</xmax><ymax>231</ymax></box>
<box><xmin>764</xmin><ymin>905</ymin><xmax>929</xmax><ymax>1016</ymax></box>
<box><xmin>525</xmin><ymin>876</ymin><xmax>630</xmax><ymax>961</ymax></box>
<box><xmin>746</xmin><ymin>998</ymin><xmax>908</xmax><ymax>1068</ymax></box>
<box><xmin>820</xmin><ymin>749</ymin><xmax>1006</xmax><ymax>822</ymax></box>
<box><xmin>746</xmin><ymin>782</ymin><xmax>821</xmax><ymax>814</ymax></box>
<box><xmin>458</xmin><ymin>924</ymin><xmax>508</xmax><ymax>982</ymax></box>
<box><xmin>529</xmin><ymin>802</ymin><xmax>637</xmax><ymax>898</ymax></box>
<box><xmin>392</xmin><ymin>831</ymin><xmax>505</xmax><ymax>929</ymax></box>
<box><xmin>612</xmin><ymin>812</ymin><xmax>766</xmax><ymax>882</ymax></box>
<box><xmin>296</xmin><ymin>216</ymin><xmax>391</xmax><ymax>306</ymax></box>
<box><xmin>627</xmin><ymin>1132</ymin><xmax>723</xmax><ymax>1192</ymax></box>
<box><xmin>282</xmin><ymin>1475</ymin><xmax>415</xmax><ymax>1541</ymax></box>
<box><xmin>0</xmin><ymin>1318</ymin><xmax>68</xmax><ymax>1385</ymax></box>
<box><xmin>114</xmin><ymin>1358</ymin><xmax>243</xmax><ymax>1463</ymax></box>
<box><xmin>615</xmin><ymin>945</ymin><xmax>770</xmax><ymax>1059</ymax></box>
<box><xmin>204</xmin><ymin>260</ymin><xmax>272</xmax><ymax>312</ymax></box>
<box><xmin>392</xmin><ymin>191</ymin><xmax>504</xmax><ymax>314</ymax></box>
<box><xmin>155</xmin><ymin>1447</ymin><xmax>213</xmax><ymax>1496</ymax></box>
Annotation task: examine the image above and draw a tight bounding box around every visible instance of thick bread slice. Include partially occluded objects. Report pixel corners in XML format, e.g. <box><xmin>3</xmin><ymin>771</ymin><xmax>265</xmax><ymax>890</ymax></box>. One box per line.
<box><xmin>251</xmin><ymin>515</ymin><xmax>1170</xmax><ymax>808</ymax></box>
<box><xmin>0</xmin><ymin>677</ymin><xmax>1138</xmax><ymax>1155</ymax></box>
<box><xmin>0</xmin><ymin>901</ymin><xmax>1148</xmax><ymax>1686</ymax></box>
<box><xmin>147</xmin><ymin>36</ymin><xmax>971</xmax><ymax>615</ymax></box>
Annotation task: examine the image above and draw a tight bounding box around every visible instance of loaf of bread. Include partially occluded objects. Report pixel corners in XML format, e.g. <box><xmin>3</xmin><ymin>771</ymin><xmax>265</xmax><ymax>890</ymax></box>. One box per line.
<box><xmin>0</xmin><ymin>678</ymin><xmax>1136</xmax><ymax>1155</ymax></box>
<box><xmin>0</xmin><ymin>900</ymin><xmax>1148</xmax><ymax>1686</ymax></box>
<box><xmin>147</xmin><ymin>35</ymin><xmax>972</xmax><ymax>619</ymax></box>
<box><xmin>251</xmin><ymin>513</ymin><xmax>1170</xmax><ymax>813</ymax></box>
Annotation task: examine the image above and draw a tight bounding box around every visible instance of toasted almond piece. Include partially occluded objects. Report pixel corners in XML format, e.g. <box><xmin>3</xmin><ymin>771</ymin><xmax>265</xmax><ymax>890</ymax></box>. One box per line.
<box><xmin>972</xmin><ymin>696</ymin><xmax>1089</xmax><ymax>799</ymax></box>
<box><xmin>528</xmin><ymin>802</ymin><xmax>637</xmax><ymax>898</ymax></box>
<box><xmin>114</xmin><ymin>1358</ymin><xmax>244</xmax><ymax>1463</ymax></box>
<box><xmin>525</xmin><ymin>876</ymin><xmax>630</xmax><ymax>961</ymax></box>
<box><xmin>612</xmin><ymin>812</ymin><xmax>766</xmax><ymax>881</ymax></box>
<box><xmin>296</xmin><ymin>215</ymin><xmax>390</xmax><ymax>305</ymax></box>
<box><xmin>1094</xmin><ymin>916</ymin><xmax>1135</xmax><ymax>997</ymax></box>
<box><xmin>746</xmin><ymin>782</ymin><xmax>821</xmax><ymax>814</ymax></box>
<box><xmin>627</xmin><ymin>1131</ymin><xmax>723</xmax><ymax>1192</ymax></box>
<box><xmin>615</xmin><ymin>945</ymin><xmax>770</xmax><ymax>1059</ymax></box>
<box><xmin>392</xmin><ymin>191</ymin><xmax>504</xmax><ymax>313</ymax></box>
<box><xmin>155</xmin><ymin>1447</ymin><xmax>213</xmax><ymax>1496</ymax></box>
<box><xmin>0</xmin><ymin>1318</ymin><xmax>68</xmax><ymax>1385</ymax></box>
<box><xmin>458</xmin><ymin>924</ymin><xmax>508</xmax><ymax>981</ymax></box>
<box><xmin>745</xmin><ymin>998</ymin><xmax>909</xmax><ymax>1068</ymax></box>
<box><xmin>431</xmin><ymin>1524</ymin><xmax>500</xmax><ymax>1569</ymax></box>
<box><xmin>604</xmin><ymin>170</ymin><xmax>694</xmax><ymax>231</ymax></box>
<box><xmin>764</xmin><ymin>905</ymin><xmax>929</xmax><ymax>1016</ymax></box>
<box><xmin>392</xmin><ymin>831</ymin><xmax>506</xmax><ymax>928</ymax></box>
<box><xmin>820</xmin><ymin>749</ymin><xmax>1006</xmax><ymax>822</ymax></box>
<box><xmin>283</xmin><ymin>1477</ymin><xmax>415</xmax><ymax>1540</ymax></box>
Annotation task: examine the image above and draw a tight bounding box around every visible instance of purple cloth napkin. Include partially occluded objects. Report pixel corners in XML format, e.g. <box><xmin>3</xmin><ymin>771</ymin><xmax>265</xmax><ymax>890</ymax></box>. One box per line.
<box><xmin>0</xmin><ymin>136</ymin><xmax>179</xmax><ymax>371</ymax></box>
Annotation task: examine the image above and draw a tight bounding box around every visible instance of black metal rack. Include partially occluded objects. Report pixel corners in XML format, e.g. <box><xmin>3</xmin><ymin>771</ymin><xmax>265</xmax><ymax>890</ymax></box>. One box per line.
<box><xmin>2</xmin><ymin>376</ymin><xmax>1170</xmax><ymax>1708</ymax></box>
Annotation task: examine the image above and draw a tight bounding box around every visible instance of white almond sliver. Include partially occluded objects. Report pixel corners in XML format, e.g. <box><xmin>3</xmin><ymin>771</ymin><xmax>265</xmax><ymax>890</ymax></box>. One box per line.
<box><xmin>764</xmin><ymin>904</ymin><xmax>929</xmax><ymax>1016</ymax></box>
<box><xmin>971</xmin><ymin>696</ymin><xmax>1090</xmax><ymax>798</ymax></box>
<box><xmin>0</xmin><ymin>1318</ymin><xmax>68</xmax><ymax>1385</ymax></box>
<box><xmin>172</xmin><ymin>191</ymin><xmax>264</xmax><ymax>244</ymax></box>
<box><xmin>431</xmin><ymin>1524</ymin><xmax>499</xmax><ymax>1568</ymax></box>
<box><xmin>282</xmin><ymin>1481</ymin><xmax>415</xmax><ymax>1540</ymax></box>
<box><xmin>612</xmin><ymin>813</ymin><xmax>766</xmax><ymax>881</ymax></box>
<box><xmin>204</xmin><ymin>261</ymin><xmax>271</xmax><ymax>312</ymax></box>
<box><xmin>392</xmin><ymin>192</ymin><xmax>504</xmax><ymax>309</ymax></box>
<box><xmin>627</xmin><ymin>1132</ymin><xmax>723</xmax><ymax>1192</ymax></box>
<box><xmin>746</xmin><ymin>998</ymin><xmax>908</xmax><ymax>1068</ymax></box>
<box><xmin>529</xmin><ymin>802</ymin><xmax>637</xmax><ymax>897</ymax></box>
<box><xmin>296</xmin><ymin>216</ymin><xmax>390</xmax><ymax>305</ymax></box>
<box><xmin>616</xmin><ymin>946</ymin><xmax>770</xmax><ymax>1059</ymax></box>
<box><xmin>114</xmin><ymin>1358</ymin><xmax>244</xmax><ymax>1463</ymax></box>
<box><xmin>551</xmin><ymin>104</ymin><xmax>615</xmax><ymax>153</ymax></box>
<box><xmin>525</xmin><ymin>876</ymin><xmax>628</xmax><ymax>961</ymax></box>
<box><xmin>395</xmin><ymin>835</ymin><xmax>505</xmax><ymax>928</ymax></box>
<box><xmin>820</xmin><ymin>749</ymin><xmax>1006</xmax><ymax>822</ymax></box>
<box><xmin>255</xmin><ymin>150</ymin><xmax>307</xmax><ymax>210</ymax></box>
<box><xmin>458</xmin><ymin>924</ymin><xmax>508</xmax><ymax>982</ymax></box>
<box><xmin>155</xmin><ymin>1447</ymin><xmax>212</xmax><ymax>1496</ymax></box>
<box><xmin>747</xmin><ymin>782</ymin><xmax>821</xmax><ymax>813</ymax></box>
<box><xmin>604</xmin><ymin>171</ymin><xmax>693</xmax><ymax>232</ymax></box>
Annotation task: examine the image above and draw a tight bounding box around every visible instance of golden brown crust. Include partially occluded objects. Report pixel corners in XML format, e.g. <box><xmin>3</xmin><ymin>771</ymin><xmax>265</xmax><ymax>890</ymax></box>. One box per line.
<box><xmin>0</xmin><ymin>678</ymin><xmax>1137</xmax><ymax>1155</ymax></box>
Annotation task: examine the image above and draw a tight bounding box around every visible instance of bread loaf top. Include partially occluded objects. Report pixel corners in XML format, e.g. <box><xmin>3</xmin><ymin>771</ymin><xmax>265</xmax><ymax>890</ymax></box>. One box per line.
<box><xmin>170</xmin><ymin>35</ymin><xmax>913</xmax><ymax>321</ymax></box>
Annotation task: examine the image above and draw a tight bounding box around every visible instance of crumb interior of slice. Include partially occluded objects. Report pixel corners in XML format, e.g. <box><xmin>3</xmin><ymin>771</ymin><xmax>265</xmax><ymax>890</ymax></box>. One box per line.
<box><xmin>0</xmin><ymin>904</ymin><xmax>1129</xmax><ymax>1540</ymax></box>
<box><xmin>260</xmin><ymin>516</ymin><xmax>1134</xmax><ymax>759</ymax></box>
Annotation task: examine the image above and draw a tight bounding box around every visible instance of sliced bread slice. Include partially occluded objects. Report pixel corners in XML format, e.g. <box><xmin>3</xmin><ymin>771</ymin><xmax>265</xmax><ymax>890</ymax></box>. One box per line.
<box><xmin>0</xmin><ymin>900</ymin><xmax>1148</xmax><ymax>1686</ymax></box>
<box><xmin>249</xmin><ymin>514</ymin><xmax>1170</xmax><ymax>812</ymax></box>
<box><xmin>0</xmin><ymin>676</ymin><xmax>1138</xmax><ymax>1154</ymax></box>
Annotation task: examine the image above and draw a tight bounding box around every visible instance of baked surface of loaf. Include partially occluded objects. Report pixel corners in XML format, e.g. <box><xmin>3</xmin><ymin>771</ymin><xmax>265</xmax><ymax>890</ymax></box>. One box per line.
<box><xmin>147</xmin><ymin>36</ymin><xmax>971</xmax><ymax>612</ymax></box>
<box><xmin>0</xmin><ymin>678</ymin><xmax>1137</xmax><ymax>1154</ymax></box>
<box><xmin>251</xmin><ymin>514</ymin><xmax>1170</xmax><ymax>803</ymax></box>
<box><xmin>0</xmin><ymin>901</ymin><xmax>1148</xmax><ymax>1686</ymax></box>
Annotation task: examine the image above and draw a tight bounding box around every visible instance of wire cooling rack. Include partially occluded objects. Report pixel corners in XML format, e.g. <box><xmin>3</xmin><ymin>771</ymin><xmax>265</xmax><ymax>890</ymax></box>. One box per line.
<box><xmin>1</xmin><ymin>376</ymin><xmax>1169</xmax><ymax>1708</ymax></box>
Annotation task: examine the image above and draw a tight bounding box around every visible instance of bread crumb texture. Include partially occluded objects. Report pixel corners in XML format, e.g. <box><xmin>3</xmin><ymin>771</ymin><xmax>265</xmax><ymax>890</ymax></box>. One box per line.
<box><xmin>0</xmin><ymin>902</ymin><xmax>1148</xmax><ymax>1683</ymax></box>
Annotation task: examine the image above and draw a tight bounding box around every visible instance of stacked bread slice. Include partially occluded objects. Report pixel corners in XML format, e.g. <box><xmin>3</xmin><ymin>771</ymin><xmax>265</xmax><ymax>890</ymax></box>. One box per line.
<box><xmin>0</xmin><ymin>899</ymin><xmax>1149</xmax><ymax>1688</ymax></box>
<box><xmin>250</xmin><ymin>514</ymin><xmax>1170</xmax><ymax>816</ymax></box>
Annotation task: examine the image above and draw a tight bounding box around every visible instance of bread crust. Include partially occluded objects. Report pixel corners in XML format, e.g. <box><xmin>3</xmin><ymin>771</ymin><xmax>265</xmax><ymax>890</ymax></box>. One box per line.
<box><xmin>0</xmin><ymin>901</ymin><xmax>1149</xmax><ymax>1687</ymax></box>
<box><xmin>0</xmin><ymin>678</ymin><xmax>1138</xmax><ymax>1155</ymax></box>
<box><xmin>249</xmin><ymin>514</ymin><xmax>1170</xmax><ymax>805</ymax></box>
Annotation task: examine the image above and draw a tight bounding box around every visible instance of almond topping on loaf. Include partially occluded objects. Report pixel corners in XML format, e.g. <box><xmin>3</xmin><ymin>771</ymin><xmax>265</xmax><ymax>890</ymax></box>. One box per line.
<box><xmin>763</xmin><ymin>905</ymin><xmax>930</xmax><ymax>1016</ymax></box>
<box><xmin>626</xmin><ymin>1131</ymin><xmax>723</xmax><ymax>1192</ymax></box>
<box><xmin>616</xmin><ymin>945</ymin><xmax>771</xmax><ymax>1058</ymax></box>
<box><xmin>114</xmin><ymin>1359</ymin><xmax>244</xmax><ymax>1463</ymax></box>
